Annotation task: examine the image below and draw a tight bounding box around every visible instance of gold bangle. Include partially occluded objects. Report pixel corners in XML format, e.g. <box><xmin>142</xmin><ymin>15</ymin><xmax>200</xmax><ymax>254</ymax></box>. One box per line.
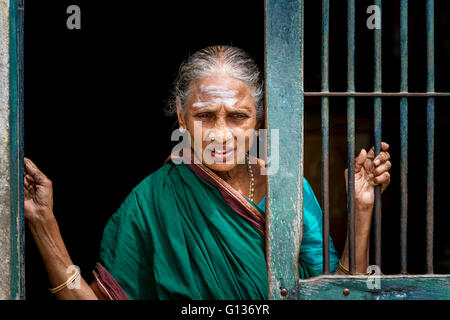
<box><xmin>338</xmin><ymin>261</ymin><xmax>351</xmax><ymax>274</ymax></box>
<box><xmin>338</xmin><ymin>261</ymin><xmax>370</xmax><ymax>275</ymax></box>
<box><xmin>49</xmin><ymin>268</ymin><xmax>80</xmax><ymax>294</ymax></box>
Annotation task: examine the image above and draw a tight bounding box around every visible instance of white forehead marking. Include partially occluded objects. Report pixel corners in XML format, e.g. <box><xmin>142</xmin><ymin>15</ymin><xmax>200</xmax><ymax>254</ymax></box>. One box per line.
<box><xmin>192</xmin><ymin>101</ymin><xmax>211</xmax><ymax>108</ymax></box>
<box><xmin>193</xmin><ymin>85</ymin><xmax>239</xmax><ymax>108</ymax></box>
<box><xmin>200</xmin><ymin>85</ymin><xmax>238</xmax><ymax>98</ymax></box>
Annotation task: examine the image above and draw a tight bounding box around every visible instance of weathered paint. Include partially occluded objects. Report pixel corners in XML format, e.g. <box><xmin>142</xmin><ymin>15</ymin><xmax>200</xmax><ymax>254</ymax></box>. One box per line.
<box><xmin>298</xmin><ymin>275</ymin><xmax>450</xmax><ymax>300</ymax></box>
<box><xmin>11</xmin><ymin>0</ymin><xmax>25</xmax><ymax>299</ymax></box>
<box><xmin>0</xmin><ymin>0</ymin><xmax>11</xmax><ymax>301</ymax></box>
<box><xmin>426</xmin><ymin>0</ymin><xmax>434</xmax><ymax>275</ymax></box>
<box><xmin>347</xmin><ymin>0</ymin><xmax>356</xmax><ymax>274</ymax></box>
<box><xmin>0</xmin><ymin>0</ymin><xmax>24</xmax><ymax>300</ymax></box>
<box><xmin>265</xmin><ymin>0</ymin><xmax>304</xmax><ymax>300</ymax></box>
<box><xmin>321</xmin><ymin>0</ymin><xmax>330</xmax><ymax>275</ymax></box>
<box><xmin>373</xmin><ymin>0</ymin><xmax>382</xmax><ymax>269</ymax></box>
<box><xmin>400</xmin><ymin>0</ymin><xmax>409</xmax><ymax>275</ymax></box>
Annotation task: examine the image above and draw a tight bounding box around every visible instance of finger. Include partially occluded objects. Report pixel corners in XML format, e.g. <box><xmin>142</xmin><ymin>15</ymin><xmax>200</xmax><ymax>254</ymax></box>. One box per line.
<box><xmin>363</xmin><ymin>154</ymin><xmax>375</xmax><ymax>174</ymax></box>
<box><xmin>24</xmin><ymin>182</ymin><xmax>34</xmax><ymax>196</ymax></box>
<box><xmin>373</xmin><ymin>160</ymin><xmax>391</xmax><ymax>176</ymax></box>
<box><xmin>381</xmin><ymin>141</ymin><xmax>389</xmax><ymax>151</ymax></box>
<box><xmin>355</xmin><ymin>149</ymin><xmax>367</xmax><ymax>173</ymax></box>
<box><xmin>24</xmin><ymin>177</ymin><xmax>32</xmax><ymax>190</ymax></box>
<box><xmin>374</xmin><ymin>172</ymin><xmax>390</xmax><ymax>185</ymax></box>
<box><xmin>23</xmin><ymin>176</ymin><xmax>34</xmax><ymax>188</ymax></box>
<box><xmin>24</xmin><ymin>176</ymin><xmax>37</xmax><ymax>195</ymax></box>
<box><xmin>24</xmin><ymin>173</ymin><xmax>35</xmax><ymax>183</ymax></box>
<box><xmin>24</xmin><ymin>174</ymin><xmax>35</xmax><ymax>187</ymax></box>
<box><xmin>374</xmin><ymin>151</ymin><xmax>390</xmax><ymax>166</ymax></box>
<box><xmin>367</xmin><ymin>146</ymin><xmax>375</xmax><ymax>159</ymax></box>
<box><xmin>24</xmin><ymin>158</ymin><xmax>49</xmax><ymax>185</ymax></box>
<box><xmin>24</xmin><ymin>178</ymin><xmax>34</xmax><ymax>198</ymax></box>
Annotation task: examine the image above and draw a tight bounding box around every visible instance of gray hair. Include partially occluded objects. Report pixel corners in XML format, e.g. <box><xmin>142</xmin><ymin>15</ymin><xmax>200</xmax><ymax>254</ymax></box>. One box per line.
<box><xmin>165</xmin><ymin>45</ymin><xmax>264</xmax><ymax>121</ymax></box>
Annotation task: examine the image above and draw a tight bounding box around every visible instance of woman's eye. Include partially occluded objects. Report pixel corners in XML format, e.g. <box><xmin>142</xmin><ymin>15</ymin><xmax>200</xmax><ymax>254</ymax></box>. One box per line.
<box><xmin>197</xmin><ymin>113</ymin><xmax>212</xmax><ymax>119</ymax></box>
<box><xmin>230</xmin><ymin>113</ymin><xmax>248</xmax><ymax>119</ymax></box>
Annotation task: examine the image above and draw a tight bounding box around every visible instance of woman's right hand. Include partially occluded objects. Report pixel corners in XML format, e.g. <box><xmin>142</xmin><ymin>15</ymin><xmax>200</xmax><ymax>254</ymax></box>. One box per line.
<box><xmin>23</xmin><ymin>157</ymin><xmax>102</xmax><ymax>299</ymax></box>
<box><xmin>24</xmin><ymin>157</ymin><xmax>54</xmax><ymax>224</ymax></box>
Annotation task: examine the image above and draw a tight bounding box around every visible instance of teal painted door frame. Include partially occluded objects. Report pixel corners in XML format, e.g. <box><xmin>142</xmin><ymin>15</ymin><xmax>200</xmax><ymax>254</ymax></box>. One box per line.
<box><xmin>264</xmin><ymin>0</ymin><xmax>305</xmax><ymax>300</ymax></box>
<box><xmin>8</xmin><ymin>0</ymin><xmax>24</xmax><ymax>300</ymax></box>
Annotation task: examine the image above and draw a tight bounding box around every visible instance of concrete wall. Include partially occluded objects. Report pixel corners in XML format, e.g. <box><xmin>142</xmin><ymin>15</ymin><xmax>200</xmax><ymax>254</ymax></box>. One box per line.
<box><xmin>0</xmin><ymin>0</ymin><xmax>10</xmax><ymax>300</ymax></box>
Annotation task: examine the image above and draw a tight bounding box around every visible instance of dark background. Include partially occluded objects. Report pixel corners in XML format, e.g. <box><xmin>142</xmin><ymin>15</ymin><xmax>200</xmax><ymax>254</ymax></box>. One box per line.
<box><xmin>24</xmin><ymin>0</ymin><xmax>450</xmax><ymax>300</ymax></box>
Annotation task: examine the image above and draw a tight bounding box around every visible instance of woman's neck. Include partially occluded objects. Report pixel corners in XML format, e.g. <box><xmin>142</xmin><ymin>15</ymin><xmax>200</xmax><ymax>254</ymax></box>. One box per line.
<box><xmin>212</xmin><ymin>162</ymin><xmax>266</xmax><ymax>204</ymax></box>
<box><xmin>213</xmin><ymin>163</ymin><xmax>248</xmax><ymax>182</ymax></box>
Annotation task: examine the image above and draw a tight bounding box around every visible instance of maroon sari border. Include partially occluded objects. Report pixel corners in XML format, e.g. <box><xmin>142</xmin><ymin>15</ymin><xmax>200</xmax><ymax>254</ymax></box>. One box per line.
<box><xmin>165</xmin><ymin>152</ymin><xmax>266</xmax><ymax>235</ymax></box>
<box><xmin>92</xmin><ymin>262</ymin><xmax>130</xmax><ymax>300</ymax></box>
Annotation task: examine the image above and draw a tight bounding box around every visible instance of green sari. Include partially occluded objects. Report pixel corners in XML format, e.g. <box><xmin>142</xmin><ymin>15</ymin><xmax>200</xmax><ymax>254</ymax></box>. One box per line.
<box><xmin>94</xmin><ymin>161</ymin><xmax>319</xmax><ymax>300</ymax></box>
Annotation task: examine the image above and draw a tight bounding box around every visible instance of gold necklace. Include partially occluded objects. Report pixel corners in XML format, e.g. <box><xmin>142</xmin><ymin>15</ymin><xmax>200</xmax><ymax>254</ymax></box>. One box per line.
<box><xmin>246</xmin><ymin>154</ymin><xmax>254</xmax><ymax>202</ymax></box>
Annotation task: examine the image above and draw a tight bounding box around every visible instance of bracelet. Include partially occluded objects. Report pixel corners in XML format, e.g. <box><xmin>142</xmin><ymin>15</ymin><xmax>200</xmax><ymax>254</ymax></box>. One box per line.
<box><xmin>49</xmin><ymin>268</ymin><xmax>80</xmax><ymax>294</ymax></box>
<box><xmin>338</xmin><ymin>261</ymin><xmax>370</xmax><ymax>275</ymax></box>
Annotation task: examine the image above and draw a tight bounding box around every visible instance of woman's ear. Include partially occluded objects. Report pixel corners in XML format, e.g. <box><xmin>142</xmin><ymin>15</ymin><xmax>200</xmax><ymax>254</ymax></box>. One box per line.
<box><xmin>176</xmin><ymin>96</ymin><xmax>185</xmax><ymax>129</ymax></box>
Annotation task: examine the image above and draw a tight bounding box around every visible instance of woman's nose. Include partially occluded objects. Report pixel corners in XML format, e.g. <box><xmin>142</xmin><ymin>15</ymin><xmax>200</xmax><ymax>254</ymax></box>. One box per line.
<box><xmin>209</xmin><ymin>128</ymin><xmax>233</xmax><ymax>143</ymax></box>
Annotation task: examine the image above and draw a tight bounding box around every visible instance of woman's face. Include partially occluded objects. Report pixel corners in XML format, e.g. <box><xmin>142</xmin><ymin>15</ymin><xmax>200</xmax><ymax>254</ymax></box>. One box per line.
<box><xmin>178</xmin><ymin>72</ymin><xmax>259</xmax><ymax>172</ymax></box>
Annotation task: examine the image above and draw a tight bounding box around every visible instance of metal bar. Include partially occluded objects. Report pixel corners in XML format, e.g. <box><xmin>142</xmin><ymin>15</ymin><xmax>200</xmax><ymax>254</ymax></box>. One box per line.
<box><xmin>400</xmin><ymin>0</ymin><xmax>409</xmax><ymax>275</ymax></box>
<box><xmin>304</xmin><ymin>92</ymin><xmax>450</xmax><ymax>97</ymax></box>
<box><xmin>373</xmin><ymin>0</ymin><xmax>383</xmax><ymax>270</ymax></box>
<box><xmin>426</xmin><ymin>0</ymin><xmax>434</xmax><ymax>275</ymax></box>
<box><xmin>321</xmin><ymin>0</ymin><xmax>330</xmax><ymax>275</ymax></box>
<box><xmin>265</xmin><ymin>0</ymin><xmax>305</xmax><ymax>299</ymax></box>
<box><xmin>347</xmin><ymin>0</ymin><xmax>356</xmax><ymax>275</ymax></box>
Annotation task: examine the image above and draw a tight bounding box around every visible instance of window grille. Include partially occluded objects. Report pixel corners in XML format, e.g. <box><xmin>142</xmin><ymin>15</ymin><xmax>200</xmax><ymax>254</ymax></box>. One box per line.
<box><xmin>265</xmin><ymin>0</ymin><xmax>450</xmax><ymax>300</ymax></box>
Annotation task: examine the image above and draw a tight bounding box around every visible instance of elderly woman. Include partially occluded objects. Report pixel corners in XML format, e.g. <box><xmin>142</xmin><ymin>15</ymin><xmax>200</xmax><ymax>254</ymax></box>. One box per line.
<box><xmin>24</xmin><ymin>45</ymin><xmax>391</xmax><ymax>300</ymax></box>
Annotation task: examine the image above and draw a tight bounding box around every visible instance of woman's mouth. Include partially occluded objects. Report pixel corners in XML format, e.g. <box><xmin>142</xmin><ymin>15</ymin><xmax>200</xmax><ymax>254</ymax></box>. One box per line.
<box><xmin>210</xmin><ymin>148</ymin><xmax>234</xmax><ymax>160</ymax></box>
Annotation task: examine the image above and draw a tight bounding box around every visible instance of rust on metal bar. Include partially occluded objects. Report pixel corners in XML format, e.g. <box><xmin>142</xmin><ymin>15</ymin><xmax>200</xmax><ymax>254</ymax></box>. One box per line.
<box><xmin>426</xmin><ymin>0</ymin><xmax>435</xmax><ymax>275</ymax></box>
<box><xmin>321</xmin><ymin>0</ymin><xmax>330</xmax><ymax>275</ymax></box>
<box><xmin>347</xmin><ymin>0</ymin><xmax>356</xmax><ymax>275</ymax></box>
<box><xmin>373</xmin><ymin>0</ymin><xmax>383</xmax><ymax>270</ymax></box>
<box><xmin>400</xmin><ymin>0</ymin><xmax>409</xmax><ymax>275</ymax></box>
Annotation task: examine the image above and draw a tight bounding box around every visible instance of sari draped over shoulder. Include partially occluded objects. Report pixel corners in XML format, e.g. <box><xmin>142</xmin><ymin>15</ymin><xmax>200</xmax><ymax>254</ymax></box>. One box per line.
<box><xmin>95</xmin><ymin>159</ymin><xmax>338</xmax><ymax>300</ymax></box>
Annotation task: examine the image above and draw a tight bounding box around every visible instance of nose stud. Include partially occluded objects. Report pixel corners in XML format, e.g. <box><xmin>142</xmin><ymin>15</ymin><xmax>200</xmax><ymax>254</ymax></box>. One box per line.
<box><xmin>207</xmin><ymin>131</ymin><xmax>232</xmax><ymax>142</ymax></box>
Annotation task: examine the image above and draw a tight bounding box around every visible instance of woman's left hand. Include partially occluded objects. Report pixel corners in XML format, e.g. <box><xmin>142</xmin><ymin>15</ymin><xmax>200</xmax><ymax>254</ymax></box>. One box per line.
<box><xmin>344</xmin><ymin>142</ymin><xmax>391</xmax><ymax>210</ymax></box>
